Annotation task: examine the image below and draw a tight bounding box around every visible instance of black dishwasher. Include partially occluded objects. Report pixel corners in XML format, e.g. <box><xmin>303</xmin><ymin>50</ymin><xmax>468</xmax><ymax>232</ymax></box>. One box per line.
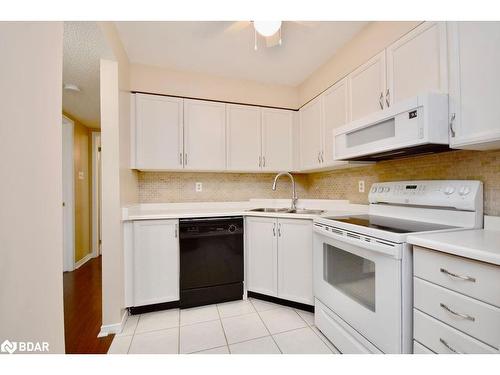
<box><xmin>179</xmin><ymin>217</ymin><xmax>244</xmax><ymax>308</ymax></box>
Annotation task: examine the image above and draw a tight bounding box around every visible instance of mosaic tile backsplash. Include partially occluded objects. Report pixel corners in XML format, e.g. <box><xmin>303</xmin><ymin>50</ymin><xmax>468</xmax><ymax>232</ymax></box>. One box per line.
<box><xmin>138</xmin><ymin>149</ymin><xmax>500</xmax><ymax>216</ymax></box>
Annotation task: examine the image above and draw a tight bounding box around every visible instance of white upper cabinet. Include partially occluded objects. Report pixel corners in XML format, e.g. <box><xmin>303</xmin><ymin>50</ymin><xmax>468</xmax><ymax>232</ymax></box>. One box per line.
<box><xmin>386</xmin><ymin>22</ymin><xmax>448</xmax><ymax>105</ymax></box>
<box><xmin>183</xmin><ymin>99</ymin><xmax>226</xmax><ymax>171</ymax></box>
<box><xmin>135</xmin><ymin>94</ymin><xmax>183</xmax><ymax>170</ymax></box>
<box><xmin>299</xmin><ymin>96</ymin><xmax>323</xmax><ymax>170</ymax></box>
<box><xmin>349</xmin><ymin>51</ymin><xmax>387</xmax><ymax>121</ymax></box>
<box><xmin>226</xmin><ymin>104</ymin><xmax>262</xmax><ymax>171</ymax></box>
<box><xmin>261</xmin><ymin>108</ymin><xmax>294</xmax><ymax>171</ymax></box>
<box><xmin>132</xmin><ymin>219</ymin><xmax>179</xmax><ymax>307</ymax></box>
<box><xmin>322</xmin><ymin>77</ymin><xmax>350</xmax><ymax>165</ymax></box>
<box><xmin>448</xmin><ymin>21</ymin><xmax>500</xmax><ymax>150</ymax></box>
<box><xmin>277</xmin><ymin>219</ymin><xmax>314</xmax><ymax>305</ymax></box>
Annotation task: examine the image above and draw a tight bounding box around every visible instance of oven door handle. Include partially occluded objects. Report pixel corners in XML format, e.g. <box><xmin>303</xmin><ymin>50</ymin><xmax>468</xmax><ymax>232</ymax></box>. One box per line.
<box><xmin>314</xmin><ymin>225</ymin><xmax>401</xmax><ymax>259</ymax></box>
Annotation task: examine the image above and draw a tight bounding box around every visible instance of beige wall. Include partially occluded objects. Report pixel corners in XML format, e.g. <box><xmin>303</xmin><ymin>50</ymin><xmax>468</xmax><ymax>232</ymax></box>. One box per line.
<box><xmin>139</xmin><ymin>149</ymin><xmax>500</xmax><ymax>216</ymax></box>
<box><xmin>130</xmin><ymin>63</ymin><xmax>299</xmax><ymax>109</ymax></box>
<box><xmin>63</xmin><ymin>113</ymin><xmax>95</xmax><ymax>262</ymax></box>
<box><xmin>126</xmin><ymin>22</ymin><xmax>422</xmax><ymax>110</ymax></box>
<box><xmin>0</xmin><ymin>22</ymin><xmax>65</xmax><ymax>353</ymax></box>
<box><xmin>298</xmin><ymin>21</ymin><xmax>422</xmax><ymax>106</ymax></box>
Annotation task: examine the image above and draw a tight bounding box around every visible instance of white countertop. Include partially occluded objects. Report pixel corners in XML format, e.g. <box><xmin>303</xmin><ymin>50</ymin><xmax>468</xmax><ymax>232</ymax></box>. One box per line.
<box><xmin>408</xmin><ymin>220</ymin><xmax>500</xmax><ymax>266</ymax></box>
<box><xmin>122</xmin><ymin>199</ymin><xmax>368</xmax><ymax>221</ymax></box>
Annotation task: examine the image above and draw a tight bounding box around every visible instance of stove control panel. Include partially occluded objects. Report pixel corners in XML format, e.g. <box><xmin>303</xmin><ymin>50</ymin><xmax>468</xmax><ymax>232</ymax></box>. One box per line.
<box><xmin>368</xmin><ymin>180</ymin><xmax>483</xmax><ymax>211</ymax></box>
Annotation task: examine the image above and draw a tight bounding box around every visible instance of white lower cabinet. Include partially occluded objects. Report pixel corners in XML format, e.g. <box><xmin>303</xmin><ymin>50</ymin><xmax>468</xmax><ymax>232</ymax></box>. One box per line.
<box><xmin>412</xmin><ymin>246</ymin><xmax>500</xmax><ymax>354</ymax></box>
<box><xmin>246</xmin><ymin>217</ymin><xmax>313</xmax><ymax>305</ymax></box>
<box><xmin>132</xmin><ymin>219</ymin><xmax>179</xmax><ymax>307</ymax></box>
<box><xmin>277</xmin><ymin>219</ymin><xmax>314</xmax><ymax>305</ymax></box>
<box><xmin>246</xmin><ymin>217</ymin><xmax>278</xmax><ymax>297</ymax></box>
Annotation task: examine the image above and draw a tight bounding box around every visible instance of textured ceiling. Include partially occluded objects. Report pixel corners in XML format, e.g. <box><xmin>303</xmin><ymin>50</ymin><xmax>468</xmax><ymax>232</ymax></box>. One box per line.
<box><xmin>115</xmin><ymin>21</ymin><xmax>367</xmax><ymax>86</ymax></box>
<box><xmin>63</xmin><ymin>22</ymin><xmax>113</xmax><ymax>129</ymax></box>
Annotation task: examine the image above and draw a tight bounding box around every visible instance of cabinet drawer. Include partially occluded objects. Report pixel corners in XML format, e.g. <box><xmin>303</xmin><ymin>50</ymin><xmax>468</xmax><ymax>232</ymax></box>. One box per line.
<box><xmin>414</xmin><ymin>246</ymin><xmax>500</xmax><ymax>307</ymax></box>
<box><xmin>414</xmin><ymin>277</ymin><xmax>500</xmax><ymax>349</ymax></box>
<box><xmin>414</xmin><ymin>309</ymin><xmax>498</xmax><ymax>354</ymax></box>
<box><xmin>413</xmin><ymin>340</ymin><xmax>434</xmax><ymax>354</ymax></box>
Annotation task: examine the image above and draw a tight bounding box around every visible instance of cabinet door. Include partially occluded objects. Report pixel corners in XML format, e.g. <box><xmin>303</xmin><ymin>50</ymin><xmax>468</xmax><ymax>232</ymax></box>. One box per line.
<box><xmin>226</xmin><ymin>104</ymin><xmax>262</xmax><ymax>171</ymax></box>
<box><xmin>299</xmin><ymin>97</ymin><xmax>323</xmax><ymax>170</ymax></box>
<box><xmin>322</xmin><ymin>77</ymin><xmax>350</xmax><ymax>165</ymax></box>
<box><xmin>261</xmin><ymin>108</ymin><xmax>293</xmax><ymax>171</ymax></box>
<box><xmin>246</xmin><ymin>217</ymin><xmax>278</xmax><ymax>297</ymax></box>
<box><xmin>386</xmin><ymin>22</ymin><xmax>447</xmax><ymax>106</ymax></box>
<box><xmin>183</xmin><ymin>99</ymin><xmax>226</xmax><ymax>171</ymax></box>
<box><xmin>449</xmin><ymin>22</ymin><xmax>500</xmax><ymax>150</ymax></box>
<box><xmin>277</xmin><ymin>219</ymin><xmax>313</xmax><ymax>305</ymax></box>
<box><xmin>135</xmin><ymin>94</ymin><xmax>183</xmax><ymax>170</ymax></box>
<box><xmin>349</xmin><ymin>51</ymin><xmax>387</xmax><ymax>121</ymax></box>
<box><xmin>133</xmin><ymin>219</ymin><xmax>179</xmax><ymax>306</ymax></box>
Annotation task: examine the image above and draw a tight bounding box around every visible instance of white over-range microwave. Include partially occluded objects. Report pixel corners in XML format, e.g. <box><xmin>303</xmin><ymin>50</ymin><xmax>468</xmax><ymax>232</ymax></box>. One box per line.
<box><xmin>334</xmin><ymin>93</ymin><xmax>450</xmax><ymax>161</ymax></box>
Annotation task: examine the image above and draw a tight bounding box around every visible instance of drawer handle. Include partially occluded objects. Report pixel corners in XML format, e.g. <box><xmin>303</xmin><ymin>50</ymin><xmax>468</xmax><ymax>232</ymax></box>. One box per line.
<box><xmin>440</xmin><ymin>268</ymin><xmax>476</xmax><ymax>282</ymax></box>
<box><xmin>439</xmin><ymin>338</ymin><xmax>463</xmax><ymax>354</ymax></box>
<box><xmin>440</xmin><ymin>303</ymin><xmax>475</xmax><ymax>322</ymax></box>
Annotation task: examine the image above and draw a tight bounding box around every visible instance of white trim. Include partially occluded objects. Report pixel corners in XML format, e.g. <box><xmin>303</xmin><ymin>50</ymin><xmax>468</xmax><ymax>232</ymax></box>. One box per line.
<box><xmin>91</xmin><ymin>131</ymin><xmax>101</xmax><ymax>258</ymax></box>
<box><xmin>98</xmin><ymin>310</ymin><xmax>128</xmax><ymax>337</ymax></box>
<box><xmin>74</xmin><ymin>253</ymin><xmax>93</xmax><ymax>270</ymax></box>
<box><xmin>62</xmin><ymin>115</ymin><xmax>75</xmax><ymax>272</ymax></box>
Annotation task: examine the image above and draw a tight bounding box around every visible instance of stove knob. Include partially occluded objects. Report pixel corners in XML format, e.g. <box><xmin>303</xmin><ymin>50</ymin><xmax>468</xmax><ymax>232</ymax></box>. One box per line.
<box><xmin>444</xmin><ymin>186</ymin><xmax>455</xmax><ymax>195</ymax></box>
<box><xmin>459</xmin><ymin>186</ymin><xmax>471</xmax><ymax>196</ymax></box>
<box><xmin>384</xmin><ymin>187</ymin><xmax>390</xmax><ymax>192</ymax></box>
<box><xmin>371</xmin><ymin>186</ymin><xmax>377</xmax><ymax>193</ymax></box>
<box><xmin>228</xmin><ymin>224</ymin><xmax>237</xmax><ymax>233</ymax></box>
<box><xmin>377</xmin><ymin>186</ymin><xmax>384</xmax><ymax>193</ymax></box>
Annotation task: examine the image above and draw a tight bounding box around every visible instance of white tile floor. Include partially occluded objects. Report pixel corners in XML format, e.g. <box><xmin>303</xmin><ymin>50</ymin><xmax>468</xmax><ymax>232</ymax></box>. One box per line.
<box><xmin>108</xmin><ymin>298</ymin><xmax>339</xmax><ymax>354</ymax></box>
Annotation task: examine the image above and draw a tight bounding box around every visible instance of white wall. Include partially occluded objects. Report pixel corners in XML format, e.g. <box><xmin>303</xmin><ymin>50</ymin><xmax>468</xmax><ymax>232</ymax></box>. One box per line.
<box><xmin>98</xmin><ymin>22</ymin><xmax>139</xmax><ymax>330</ymax></box>
<box><xmin>0</xmin><ymin>22</ymin><xmax>65</xmax><ymax>353</ymax></box>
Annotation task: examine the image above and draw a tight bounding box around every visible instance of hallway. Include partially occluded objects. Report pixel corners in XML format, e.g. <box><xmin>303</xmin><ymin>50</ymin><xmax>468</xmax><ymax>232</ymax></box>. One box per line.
<box><xmin>63</xmin><ymin>256</ymin><xmax>114</xmax><ymax>353</ymax></box>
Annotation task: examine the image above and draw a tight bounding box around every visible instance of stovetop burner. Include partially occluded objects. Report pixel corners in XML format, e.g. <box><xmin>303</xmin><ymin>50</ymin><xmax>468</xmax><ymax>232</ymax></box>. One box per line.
<box><xmin>323</xmin><ymin>215</ymin><xmax>458</xmax><ymax>234</ymax></box>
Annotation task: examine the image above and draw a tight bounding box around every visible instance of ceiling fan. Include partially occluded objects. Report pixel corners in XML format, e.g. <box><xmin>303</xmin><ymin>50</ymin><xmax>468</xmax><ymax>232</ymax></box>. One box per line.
<box><xmin>225</xmin><ymin>21</ymin><xmax>311</xmax><ymax>50</ymax></box>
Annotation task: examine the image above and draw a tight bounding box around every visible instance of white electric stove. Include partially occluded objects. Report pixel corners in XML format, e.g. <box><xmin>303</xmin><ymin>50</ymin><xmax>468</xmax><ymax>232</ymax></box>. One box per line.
<box><xmin>313</xmin><ymin>180</ymin><xmax>483</xmax><ymax>354</ymax></box>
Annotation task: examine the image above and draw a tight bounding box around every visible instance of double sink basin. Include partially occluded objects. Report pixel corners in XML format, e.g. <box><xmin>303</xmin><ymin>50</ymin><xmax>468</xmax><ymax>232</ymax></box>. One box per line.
<box><xmin>247</xmin><ymin>207</ymin><xmax>325</xmax><ymax>215</ymax></box>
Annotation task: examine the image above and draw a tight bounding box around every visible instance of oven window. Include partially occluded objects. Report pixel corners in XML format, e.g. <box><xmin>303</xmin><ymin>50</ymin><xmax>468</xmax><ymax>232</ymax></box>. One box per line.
<box><xmin>323</xmin><ymin>243</ymin><xmax>376</xmax><ymax>312</ymax></box>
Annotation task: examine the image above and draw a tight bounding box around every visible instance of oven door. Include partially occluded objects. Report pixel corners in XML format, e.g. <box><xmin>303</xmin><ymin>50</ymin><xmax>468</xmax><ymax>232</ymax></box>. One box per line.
<box><xmin>313</xmin><ymin>224</ymin><xmax>403</xmax><ymax>353</ymax></box>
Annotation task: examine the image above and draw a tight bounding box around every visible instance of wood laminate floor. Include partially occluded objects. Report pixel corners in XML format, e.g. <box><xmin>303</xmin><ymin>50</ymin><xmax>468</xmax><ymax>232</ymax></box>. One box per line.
<box><xmin>63</xmin><ymin>256</ymin><xmax>114</xmax><ymax>354</ymax></box>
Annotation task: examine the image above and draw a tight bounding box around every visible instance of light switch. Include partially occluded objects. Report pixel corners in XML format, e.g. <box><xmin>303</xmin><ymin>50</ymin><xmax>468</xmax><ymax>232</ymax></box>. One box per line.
<box><xmin>195</xmin><ymin>182</ymin><xmax>203</xmax><ymax>192</ymax></box>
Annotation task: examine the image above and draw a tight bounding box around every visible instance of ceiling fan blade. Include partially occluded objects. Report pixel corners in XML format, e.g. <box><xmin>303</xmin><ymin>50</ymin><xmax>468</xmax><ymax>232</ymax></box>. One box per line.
<box><xmin>265</xmin><ymin>33</ymin><xmax>281</xmax><ymax>47</ymax></box>
<box><xmin>224</xmin><ymin>21</ymin><xmax>251</xmax><ymax>33</ymax></box>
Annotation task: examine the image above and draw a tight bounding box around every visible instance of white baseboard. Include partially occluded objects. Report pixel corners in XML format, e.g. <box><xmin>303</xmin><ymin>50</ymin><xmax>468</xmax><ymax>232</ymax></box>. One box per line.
<box><xmin>98</xmin><ymin>310</ymin><xmax>128</xmax><ymax>337</ymax></box>
<box><xmin>74</xmin><ymin>253</ymin><xmax>93</xmax><ymax>269</ymax></box>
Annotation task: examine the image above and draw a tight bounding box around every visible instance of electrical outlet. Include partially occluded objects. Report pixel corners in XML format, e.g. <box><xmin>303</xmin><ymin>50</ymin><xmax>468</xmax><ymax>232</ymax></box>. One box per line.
<box><xmin>358</xmin><ymin>180</ymin><xmax>365</xmax><ymax>193</ymax></box>
<box><xmin>195</xmin><ymin>182</ymin><xmax>203</xmax><ymax>192</ymax></box>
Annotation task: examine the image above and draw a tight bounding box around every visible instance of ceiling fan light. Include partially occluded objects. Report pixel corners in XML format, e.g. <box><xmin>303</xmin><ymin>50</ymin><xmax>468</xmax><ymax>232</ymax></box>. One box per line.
<box><xmin>253</xmin><ymin>21</ymin><xmax>282</xmax><ymax>37</ymax></box>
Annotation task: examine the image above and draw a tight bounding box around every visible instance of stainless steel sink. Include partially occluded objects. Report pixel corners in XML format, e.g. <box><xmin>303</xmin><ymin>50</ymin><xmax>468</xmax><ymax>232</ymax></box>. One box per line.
<box><xmin>248</xmin><ymin>208</ymin><xmax>291</xmax><ymax>213</ymax></box>
<box><xmin>247</xmin><ymin>208</ymin><xmax>325</xmax><ymax>215</ymax></box>
<box><xmin>288</xmin><ymin>209</ymin><xmax>325</xmax><ymax>215</ymax></box>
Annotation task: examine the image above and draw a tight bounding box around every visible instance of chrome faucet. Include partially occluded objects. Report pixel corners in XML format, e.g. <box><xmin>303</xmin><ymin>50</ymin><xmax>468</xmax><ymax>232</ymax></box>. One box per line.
<box><xmin>272</xmin><ymin>172</ymin><xmax>298</xmax><ymax>211</ymax></box>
